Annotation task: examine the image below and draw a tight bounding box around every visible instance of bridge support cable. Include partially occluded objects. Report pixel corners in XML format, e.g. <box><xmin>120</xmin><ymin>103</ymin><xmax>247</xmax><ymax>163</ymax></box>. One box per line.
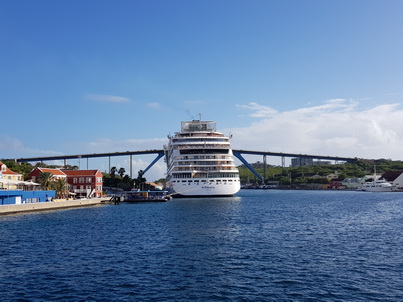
<box><xmin>142</xmin><ymin>151</ymin><xmax>165</xmax><ymax>175</ymax></box>
<box><xmin>233</xmin><ymin>151</ymin><xmax>263</xmax><ymax>182</ymax></box>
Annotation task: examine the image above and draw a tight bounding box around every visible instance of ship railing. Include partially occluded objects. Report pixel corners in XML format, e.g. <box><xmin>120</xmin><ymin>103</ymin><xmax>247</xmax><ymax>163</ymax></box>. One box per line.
<box><xmin>176</xmin><ymin>144</ymin><xmax>229</xmax><ymax>149</ymax></box>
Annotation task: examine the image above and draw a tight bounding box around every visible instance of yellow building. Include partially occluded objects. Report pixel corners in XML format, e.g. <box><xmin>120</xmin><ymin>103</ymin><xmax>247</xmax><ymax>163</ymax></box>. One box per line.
<box><xmin>0</xmin><ymin>161</ymin><xmax>24</xmax><ymax>190</ymax></box>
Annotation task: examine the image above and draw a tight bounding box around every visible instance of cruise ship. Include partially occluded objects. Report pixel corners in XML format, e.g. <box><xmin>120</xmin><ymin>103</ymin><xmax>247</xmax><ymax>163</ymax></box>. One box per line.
<box><xmin>164</xmin><ymin>120</ymin><xmax>241</xmax><ymax>197</ymax></box>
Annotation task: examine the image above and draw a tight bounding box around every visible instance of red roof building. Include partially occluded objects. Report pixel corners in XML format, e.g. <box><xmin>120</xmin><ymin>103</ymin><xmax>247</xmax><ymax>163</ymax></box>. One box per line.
<box><xmin>63</xmin><ymin>170</ymin><xmax>103</xmax><ymax>198</ymax></box>
<box><xmin>0</xmin><ymin>161</ymin><xmax>24</xmax><ymax>190</ymax></box>
<box><xmin>328</xmin><ymin>178</ymin><xmax>345</xmax><ymax>190</ymax></box>
<box><xmin>28</xmin><ymin>167</ymin><xmax>67</xmax><ymax>183</ymax></box>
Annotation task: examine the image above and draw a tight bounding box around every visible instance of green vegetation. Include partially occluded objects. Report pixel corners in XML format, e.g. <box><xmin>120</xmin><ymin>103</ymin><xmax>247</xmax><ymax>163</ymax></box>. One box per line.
<box><xmin>238</xmin><ymin>159</ymin><xmax>403</xmax><ymax>185</ymax></box>
<box><xmin>1</xmin><ymin>160</ymin><xmax>78</xmax><ymax>180</ymax></box>
<box><xmin>103</xmin><ymin>168</ymin><xmax>156</xmax><ymax>191</ymax></box>
<box><xmin>3</xmin><ymin>158</ymin><xmax>403</xmax><ymax>189</ymax></box>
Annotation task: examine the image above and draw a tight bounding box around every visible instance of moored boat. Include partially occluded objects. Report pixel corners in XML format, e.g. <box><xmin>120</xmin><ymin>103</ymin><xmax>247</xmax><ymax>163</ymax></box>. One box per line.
<box><xmin>111</xmin><ymin>191</ymin><xmax>170</xmax><ymax>203</ymax></box>
<box><xmin>360</xmin><ymin>166</ymin><xmax>394</xmax><ymax>192</ymax></box>
<box><xmin>361</xmin><ymin>179</ymin><xmax>393</xmax><ymax>192</ymax></box>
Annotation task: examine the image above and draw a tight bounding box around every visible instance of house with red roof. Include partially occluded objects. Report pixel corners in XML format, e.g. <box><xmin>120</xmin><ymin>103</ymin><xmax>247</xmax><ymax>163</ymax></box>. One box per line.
<box><xmin>28</xmin><ymin>167</ymin><xmax>67</xmax><ymax>183</ymax></box>
<box><xmin>328</xmin><ymin>178</ymin><xmax>345</xmax><ymax>190</ymax></box>
<box><xmin>63</xmin><ymin>170</ymin><xmax>103</xmax><ymax>198</ymax></box>
<box><xmin>0</xmin><ymin>161</ymin><xmax>24</xmax><ymax>190</ymax></box>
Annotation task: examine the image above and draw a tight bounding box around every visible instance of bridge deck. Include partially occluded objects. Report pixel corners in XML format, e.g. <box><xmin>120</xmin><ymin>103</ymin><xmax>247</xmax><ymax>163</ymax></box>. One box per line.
<box><xmin>6</xmin><ymin>149</ymin><xmax>358</xmax><ymax>163</ymax></box>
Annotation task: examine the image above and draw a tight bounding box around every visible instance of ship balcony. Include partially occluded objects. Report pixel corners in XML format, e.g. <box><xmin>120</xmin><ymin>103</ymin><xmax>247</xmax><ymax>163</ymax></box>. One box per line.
<box><xmin>175</xmin><ymin>162</ymin><xmax>235</xmax><ymax>166</ymax></box>
<box><xmin>173</xmin><ymin>167</ymin><xmax>238</xmax><ymax>172</ymax></box>
<box><xmin>175</xmin><ymin>132</ymin><xmax>224</xmax><ymax>138</ymax></box>
<box><xmin>174</xmin><ymin>143</ymin><xmax>230</xmax><ymax>149</ymax></box>
<box><xmin>174</xmin><ymin>156</ymin><xmax>234</xmax><ymax>161</ymax></box>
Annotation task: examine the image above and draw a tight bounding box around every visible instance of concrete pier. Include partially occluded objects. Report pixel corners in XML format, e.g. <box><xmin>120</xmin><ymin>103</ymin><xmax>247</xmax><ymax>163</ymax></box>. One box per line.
<box><xmin>0</xmin><ymin>198</ymin><xmax>107</xmax><ymax>215</ymax></box>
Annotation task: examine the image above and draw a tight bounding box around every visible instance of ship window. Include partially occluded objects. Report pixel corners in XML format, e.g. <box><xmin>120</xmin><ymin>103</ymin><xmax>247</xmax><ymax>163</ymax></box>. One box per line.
<box><xmin>182</xmin><ymin>180</ymin><xmax>186</xmax><ymax>182</ymax></box>
<box><xmin>188</xmin><ymin>180</ymin><xmax>192</xmax><ymax>182</ymax></box>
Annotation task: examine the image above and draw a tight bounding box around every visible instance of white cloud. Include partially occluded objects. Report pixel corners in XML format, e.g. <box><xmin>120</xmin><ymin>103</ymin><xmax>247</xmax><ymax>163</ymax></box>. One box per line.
<box><xmin>236</xmin><ymin>102</ymin><xmax>278</xmax><ymax>118</ymax></box>
<box><xmin>229</xmin><ymin>99</ymin><xmax>403</xmax><ymax>161</ymax></box>
<box><xmin>0</xmin><ymin>135</ymin><xmax>64</xmax><ymax>159</ymax></box>
<box><xmin>147</xmin><ymin>102</ymin><xmax>161</xmax><ymax>109</ymax></box>
<box><xmin>3</xmin><ymin>99</ymin><xmax>402</xmax><ymax>180</ymax></box>
<box><xmin>85</xmin><ymin>94</ymin><xmax>130</xmax><ymax>103</ymax></box>
<box><xmin>85</xmin><ymin>137</ymin><xmax>167</xmax><ymax>151</ymax></box>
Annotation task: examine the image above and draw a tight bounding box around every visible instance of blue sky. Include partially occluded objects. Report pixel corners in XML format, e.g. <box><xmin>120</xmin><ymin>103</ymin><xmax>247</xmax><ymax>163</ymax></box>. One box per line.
<box><xmin>1</xmin><ymin>0</ymin><xmax>403</xmax><ymax>180</ymax></box>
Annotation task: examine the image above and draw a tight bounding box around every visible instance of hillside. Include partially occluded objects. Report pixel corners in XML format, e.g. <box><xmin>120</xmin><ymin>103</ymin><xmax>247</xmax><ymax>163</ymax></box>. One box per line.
<box><xmin>237</xmin><ymin>159</ymin><xmax>403</xmax><ymax>185</ymax></box>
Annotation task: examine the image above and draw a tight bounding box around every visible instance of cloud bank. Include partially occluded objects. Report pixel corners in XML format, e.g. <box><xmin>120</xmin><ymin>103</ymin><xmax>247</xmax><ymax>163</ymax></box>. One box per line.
<box><xmin>2</xmin><ymin>99</ymin><xmax>402</xmax><ymax>181</ymax></box>
<box><xmin>230</xmin><ymin>99</ymin><xmax>403</xmax><ymax>161</ymax></box>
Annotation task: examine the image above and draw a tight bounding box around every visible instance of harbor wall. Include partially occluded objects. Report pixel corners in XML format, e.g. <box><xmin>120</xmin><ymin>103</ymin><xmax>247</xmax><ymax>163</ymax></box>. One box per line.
<box><xmin>0</xmin><ymin>198</ymin><xmax>106</xmax><ymax>215</ymax></box>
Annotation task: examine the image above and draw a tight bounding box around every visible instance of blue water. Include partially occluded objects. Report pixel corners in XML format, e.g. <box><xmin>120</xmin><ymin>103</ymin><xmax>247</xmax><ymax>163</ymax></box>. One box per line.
<box><xmin>1</xmin><ymin>190</ymin><xmax>403</xmax><ymax>301</ymax></box>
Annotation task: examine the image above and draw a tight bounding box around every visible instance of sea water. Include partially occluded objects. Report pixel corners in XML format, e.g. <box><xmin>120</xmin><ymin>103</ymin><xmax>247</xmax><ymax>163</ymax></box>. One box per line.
<box><xmin>1</xmin><ymin>190</ymin><xmax>402</xmax><ymax>301</ymax></box>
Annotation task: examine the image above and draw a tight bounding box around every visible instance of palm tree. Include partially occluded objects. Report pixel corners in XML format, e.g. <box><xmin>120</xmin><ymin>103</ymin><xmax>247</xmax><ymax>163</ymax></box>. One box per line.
<box><xmin>51</xmin><ymin>178</ymin><xmax>68</xmax><ymax>199</ymax></box>
<box><xmin>118</xmin><ymin>167</ymin><xmax>126</xmax><ymax>178</ymax></box>
<box><xmin>110</xmin><ymin>166</ymin><xmax>117</xmax><ymax>178</ymax></box>
<box><xmin>39</xmin><ymin>172</ymin><xmax>53</xmax><ymax>190</ymax></box>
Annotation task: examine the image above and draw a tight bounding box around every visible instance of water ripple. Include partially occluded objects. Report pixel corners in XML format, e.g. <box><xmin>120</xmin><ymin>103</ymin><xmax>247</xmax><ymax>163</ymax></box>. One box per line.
<box><xmin>1</xmin><ymin>191</ymin><xmax>403</xmax><ymax>301</ymax></box>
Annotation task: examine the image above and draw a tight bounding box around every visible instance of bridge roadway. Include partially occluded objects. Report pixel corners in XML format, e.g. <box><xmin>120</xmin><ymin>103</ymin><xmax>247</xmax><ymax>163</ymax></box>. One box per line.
<box><xmin>9</xmin><ymin>149</ymin><xmax>358</xmax><ymax>163</ymax></box>
<box><xmin>7</xmin><ymin>149</ymin><xmax>358</xmax><ymax>181</ymax></box>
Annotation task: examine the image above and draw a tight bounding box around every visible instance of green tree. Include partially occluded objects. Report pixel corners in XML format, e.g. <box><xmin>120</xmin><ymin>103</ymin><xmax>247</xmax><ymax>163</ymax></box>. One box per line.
<box><xmin>134</xmin><ymin>170</ymin><xmax>146</xmax><ymax>190</ymax></box>
<box><xmin>1</xmin><ymin>160</ymin><xmax>33</xmax><ymax>180</ymax></box>
<box><xmin>39</xmin><ymin>172</ymin><xmax>54</xmax><ymax>190</ymax></box>
<box><xmin>110</xmin><ymin>166</ymin><xmax>117</xmax><ymax>178</ymax></box>
<box><xmin>118</xmin><ymin>167</ymin><xmax>126</xmax><ymax>178</ymax></box>
<box><xmin>51</xmin><ymin>178</ymin><xmax>68</xmax><ymax>199</ymax></box>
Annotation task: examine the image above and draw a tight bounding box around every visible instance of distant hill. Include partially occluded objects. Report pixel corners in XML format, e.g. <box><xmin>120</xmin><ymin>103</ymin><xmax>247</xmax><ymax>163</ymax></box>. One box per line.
<box><xmin>237</xmin><ymin>159</ymin><xmax>403</xmax><ymax>185</ymax></box>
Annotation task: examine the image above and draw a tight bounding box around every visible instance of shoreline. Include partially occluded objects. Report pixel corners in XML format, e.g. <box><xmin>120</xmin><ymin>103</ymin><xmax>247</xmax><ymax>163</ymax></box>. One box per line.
<box><xmin>0</xmin><ymin>198</ymin><xmax>108</xmax><ymax>216</ymax></box>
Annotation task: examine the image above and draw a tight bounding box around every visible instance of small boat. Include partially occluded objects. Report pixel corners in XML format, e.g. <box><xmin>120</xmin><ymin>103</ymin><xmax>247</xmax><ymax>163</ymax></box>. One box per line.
<box><xmin>361</xmin><ymin>179</ymin><xmax>393</xmax><ymax>192</ymax></box>
<box><xmin>112</xmin><ymin>191</ymin><xmax>171</xmax><ymax>203</ymax></box>
<box><xmin>360</xmin><ymin>166</ymin><xmax>393</xmax><ymax>192</ymax></box>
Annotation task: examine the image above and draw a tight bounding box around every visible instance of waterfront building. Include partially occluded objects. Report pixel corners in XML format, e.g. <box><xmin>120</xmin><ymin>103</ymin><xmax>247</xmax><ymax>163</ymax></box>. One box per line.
<box><xmin>328</xmin><ymin>178</ymin><xmax>345</xmax><ymax>189</ymax></box>
<box><xmin>28</xmin><ymin>167</ymin><xmax>67</xmax><ymax>183</ymax></box>
<box><xmin>342</xmin><ymin>177</ymin><xmax>362</xmax><ymax>190</ymax></box>
<box><xmin>63</xmin><ymin>170</ymin><xmax>103</xmax><ymax>198</ymax></box>
<box><xmin>381</xmin><ymin>171</ymin><xmax>403</xmax><ymax>190</ymax></box>
<box><xmin>0</xmin><ymin>190</ymin><xmax>55</xmax><ymax>205</ymax></box>
<box><xmin>0</xmin><ymin>162</ymin><xmax>57</xmax><ymax>205</ymax></box>
<box><xmin>0</xmin><ymin>161</ymin><xmax>24</xmax><ymax>190</ymax></box>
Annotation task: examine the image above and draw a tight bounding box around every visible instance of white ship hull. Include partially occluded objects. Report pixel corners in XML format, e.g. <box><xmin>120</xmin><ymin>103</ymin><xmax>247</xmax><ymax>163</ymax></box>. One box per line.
<box><xmin>165</xmin><ymin>119</ymin><xmax>241</xmax><ymax>197</ymax></box>
<box><xmin>361</xmin><ymin>180</ymin><xmax>393</xmax><ymax>192</ymax></box>
<box><xmin>361</xmin><ymin>185</ymin><xmax>393</xmax><ymax>192</ymax></box>
<box><xmin>168</xmin><ymin>179</ymin><xmax>241</xmax><ymax>197</ymax></box>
